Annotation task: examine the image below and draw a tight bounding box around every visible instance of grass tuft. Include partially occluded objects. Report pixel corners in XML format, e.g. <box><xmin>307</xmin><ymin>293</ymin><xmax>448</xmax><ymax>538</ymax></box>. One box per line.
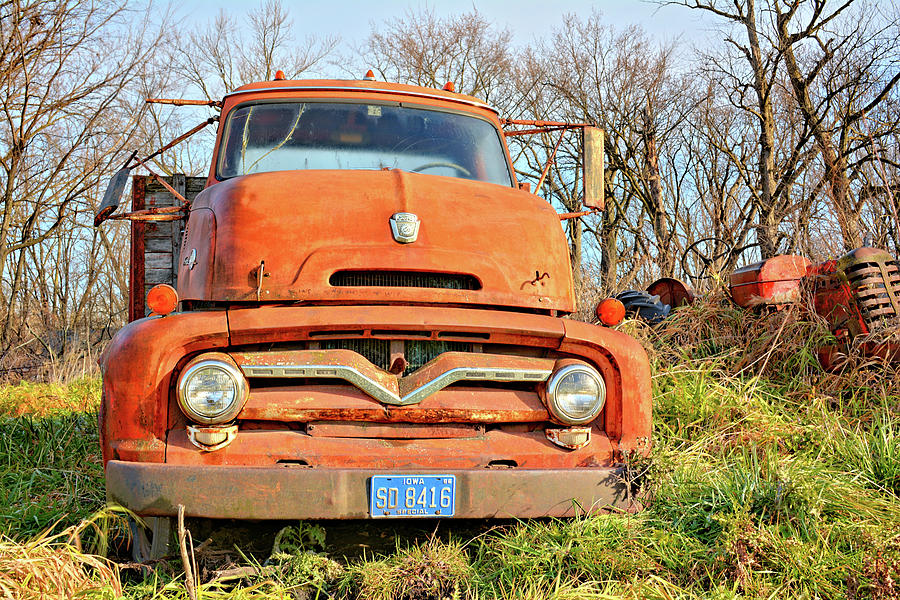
<box><xmin>0</xmin><ymin>410</ymin><xmax>105</xmax><ymax>539</ymax></box>
<box><xmin>343</xmin><ymin>537</ymin><xmax>472</xmax><ymax>600</ymax></box>
<box><xmin>0</xmin><ymin>378</ymin><xmax>100</xmax><ymax>417</ymax></box>
<box><xmin>0</xmin><ymin>509</ymin><xmax>124</xmax><ymax>598</ymax></box>
<box><xmin>840</xmin><ymin>409</ymin><xmax>900</xmax><ymax>497</ymax></box>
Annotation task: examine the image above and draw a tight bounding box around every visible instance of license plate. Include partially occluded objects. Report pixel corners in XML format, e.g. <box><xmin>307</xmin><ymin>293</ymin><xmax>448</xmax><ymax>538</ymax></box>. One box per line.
<box><xmin>369</xmin><ymin>475</ymin><xmax>455</xmax><ymax>517</ymax></box>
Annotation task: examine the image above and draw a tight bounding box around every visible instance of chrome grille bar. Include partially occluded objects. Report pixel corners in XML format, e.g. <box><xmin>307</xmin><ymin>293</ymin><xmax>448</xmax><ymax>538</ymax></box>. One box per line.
<box><xmin>241</xmin><ymin>363</ymin><xmax>550</xmax><ymax>406</ymax></box>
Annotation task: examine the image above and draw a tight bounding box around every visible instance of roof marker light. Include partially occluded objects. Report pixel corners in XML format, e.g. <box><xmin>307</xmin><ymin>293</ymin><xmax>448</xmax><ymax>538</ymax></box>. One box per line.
<box><xmin>274</xmin><ymin>70</ymin><xmax>285</xmax><ymax>81</ymax></box>
<box><xmin>364</xmin><ymin>70</ymin><xmax>376</xmax><ymax>81</ymax></box>
<box><xmin>443</xmin><ymin>81</ymin><xmax>455</xmax><ymax>92</ymax></box>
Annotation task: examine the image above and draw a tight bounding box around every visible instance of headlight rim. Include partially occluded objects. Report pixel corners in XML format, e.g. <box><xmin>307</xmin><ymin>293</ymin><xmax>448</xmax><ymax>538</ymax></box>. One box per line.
<box><xmin>177</xmin><ymin>357</ymin><xmax>248</xmax><ymax>425</ymax></box>
<box><xmin>546</xmin><ymin>362</ymin><xmax>606</xmax><ymax>425</ymax></box>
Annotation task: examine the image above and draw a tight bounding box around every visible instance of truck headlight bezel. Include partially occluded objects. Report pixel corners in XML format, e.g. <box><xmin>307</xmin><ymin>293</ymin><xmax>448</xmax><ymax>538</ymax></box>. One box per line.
<box><xmin>177</xmin><ymin>358</ymin><xmax>248</xmax><ymax>424</ymax></box>
<box><xmin>545</xmin><ymin>362</ymin><xmax>606</xmax><ymax>425</ymax></box>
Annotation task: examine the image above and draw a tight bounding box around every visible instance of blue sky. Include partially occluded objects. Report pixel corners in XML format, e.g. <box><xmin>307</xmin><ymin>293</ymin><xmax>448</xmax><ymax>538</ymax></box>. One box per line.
<box><xmin>175</xmin><ymin>0</ymin><xmax>714</xmax><ymax>50</ymax></box>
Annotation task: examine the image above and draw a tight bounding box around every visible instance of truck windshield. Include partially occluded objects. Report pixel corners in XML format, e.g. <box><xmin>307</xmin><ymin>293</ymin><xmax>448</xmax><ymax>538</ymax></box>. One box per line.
<box><xmin>217</xmin><ymin>101</ymin><xmax>513</xmax><ymax>186</ymax></box>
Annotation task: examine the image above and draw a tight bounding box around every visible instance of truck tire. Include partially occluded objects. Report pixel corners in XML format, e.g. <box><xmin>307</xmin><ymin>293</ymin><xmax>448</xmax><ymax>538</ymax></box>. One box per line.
<box><xmin>130</xmin><ymin>516</ymin><xmax>174</xmax><ymax>562</ymax></box>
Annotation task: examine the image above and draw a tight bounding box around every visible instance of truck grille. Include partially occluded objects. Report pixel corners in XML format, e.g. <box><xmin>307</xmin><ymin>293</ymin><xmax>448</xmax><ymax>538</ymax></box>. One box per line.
<box><xmin>322</xmin><ymin>339</ymin><xmax>390</xmax><ymax>370</ymax></box>
<box><xmin>406</xmin><ymin>340</ymin><xmax>473</xmax><ymax>371</ymax></box>
<box><xmin>321</xmin><ymin>339</ymin><xmax>473</xmax><ymax>374</ymax></box>
<box><xmin>232</xmin><ymin>346</ymin><xmax>554</xmax><ymax>423</ymax></box>
<box><xmin>329</xmin><ymin>270</ymin><xmax>480</xmax><ymax>290</ymax></box>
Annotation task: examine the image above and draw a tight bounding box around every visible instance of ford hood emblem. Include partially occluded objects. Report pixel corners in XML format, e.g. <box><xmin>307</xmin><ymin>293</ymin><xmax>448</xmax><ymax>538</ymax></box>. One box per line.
<box><xmin>390</xmin><ymin>212</ymin><xmax>420</xmax><ymax>243</ymax></box>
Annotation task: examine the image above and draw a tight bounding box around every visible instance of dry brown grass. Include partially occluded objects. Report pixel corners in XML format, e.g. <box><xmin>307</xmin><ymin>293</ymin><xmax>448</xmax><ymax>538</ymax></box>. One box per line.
<box><xmin>0</xmin><ymin>514</ymin><xmax>122</xmax><ymax>599</ymax></box>
<box><xmin>0</xmin><ymin>378</ymin><xmax>100</xmax><ymax>418</ymax></box>
<box><xmin>623</xmin><ymin>286</ymin><xmax>900</xmax><ymax>405</ymax></box>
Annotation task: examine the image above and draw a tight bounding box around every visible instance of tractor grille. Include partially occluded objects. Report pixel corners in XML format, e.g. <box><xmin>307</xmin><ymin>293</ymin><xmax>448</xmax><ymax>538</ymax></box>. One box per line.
<box><xmin>846</xmin><ymin>252</ymin><xmax>900</xmax><ymax>327</ymax></box>
<box><xmin>329</xmin><ymin>270</ymin><xmax>480</xmax><ymax>290</ymax></box>
<box><xmin>320</xmin><ymin>339</ymin><xmax>473</xmax><ymax>374</ymax></box>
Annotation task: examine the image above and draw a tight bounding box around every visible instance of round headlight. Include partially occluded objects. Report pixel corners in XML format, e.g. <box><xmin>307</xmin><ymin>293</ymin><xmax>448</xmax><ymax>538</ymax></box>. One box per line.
<box><xmin>546</xmin><ymin>363</ymin><xmax>606</xmax><ymax>425</ymax></box>
<box><xmin>177</xmin><ymin>359</ymin><xmax>247</xmax><ymax>424</ymax></box>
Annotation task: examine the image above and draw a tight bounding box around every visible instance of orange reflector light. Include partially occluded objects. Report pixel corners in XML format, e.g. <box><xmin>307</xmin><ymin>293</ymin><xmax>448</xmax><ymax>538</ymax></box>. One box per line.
<box><xmin>364</xmin><ymin>69</ymin><xmax>375</xmax><ymax>81</ymax></box>
<box><xmin>274</xmin><ymin>70</ymin><xmax>285</xmax><ymax>81</ymax></box>
<box><xmin>596</xmin><ymin>298</ymin><xmax>625</xmax><ymax>326</ymax></box>
<box><xmin>147</xmin><ymin>284</ymin><xmax>178</xmax><ymax>316</ymax></box>
<box><xmin>443</xmin><ymin>81</ymin><xmax>455</xmax><ymax>92</ymax></box>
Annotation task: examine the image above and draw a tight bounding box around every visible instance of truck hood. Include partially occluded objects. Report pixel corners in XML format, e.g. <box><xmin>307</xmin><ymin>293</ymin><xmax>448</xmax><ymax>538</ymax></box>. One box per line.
<box><xmin>177</xmin><ymin>170</ymin><xmax>574</xmax><ymax>313</ymax></box>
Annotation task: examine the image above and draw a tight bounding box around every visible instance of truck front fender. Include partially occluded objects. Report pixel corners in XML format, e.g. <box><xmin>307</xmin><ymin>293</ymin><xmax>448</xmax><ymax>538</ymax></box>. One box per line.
<box><xmin>560</xmin><ymin>320</ymin><xmax>652</xmax><ymax>453</ymax></box>
<box><xmin>99</xmin><ymin>311</ymin><xmax>229</xmax><ymax>463</ymax></box>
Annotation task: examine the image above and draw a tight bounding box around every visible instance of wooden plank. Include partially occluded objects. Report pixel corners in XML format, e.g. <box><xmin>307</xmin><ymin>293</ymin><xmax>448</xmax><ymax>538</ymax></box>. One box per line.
<box><xmin>145</xmin><ymin>252</ymin><xmax>174</xmax><ymax>271</ymax></box>
<box><xmin>146</xmin><ymin>268</ymin><xmax>175</xmax><ymax>285</ymax></box>
<box><xmin>145</xmin><ymin>190</ymin><xmax>177</xmax><ymax>208</ymax></box>
<box><xmin>145</xmin><ymin>236</ymin><xmax>175</xmax><ymax>253</ymax></box>
<box><xmin>129</xmin><ymin>177</ymin><xmax>146</xmax><ymax>322</ymax></box>
<box><xmin>145</xmin><ymin>221</ymin><xmax>175</xmax><ymax>238</ymax></box>
<box><xmin>130</xmin><ymin>174</ymin><xmax>206</xmax><ymax>319</ymax></box>
<box><xmin>187</xmin><ymin>178</ymin><xmax>206</xmax><ymax>194</ymax></box>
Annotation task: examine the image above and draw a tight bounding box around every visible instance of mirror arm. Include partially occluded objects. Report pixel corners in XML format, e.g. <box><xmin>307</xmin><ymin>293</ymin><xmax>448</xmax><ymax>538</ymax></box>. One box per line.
<box><xmin>132</xmin><ymin>117</ymin><xmax>218</xmax><ymax>172</ymax></box>
<box><xmin>106</xmin><ymin>205</ymin><xmax>187</xmax><ymax>222</ymax></box>
<box><xmin>535</xmin><ymin>130</ymin><xmax>567</xmax><ymax>193</ymax></box>
<box><xmin>146</xmin><ymin>98</ymin><xmax>222</xmax><ymax>108</ymax></box>
<box><xmin>559</xmin><ymin>209</ymin><xmax>600</xmax><ymax>221</ymax></box>
<box><xmin>94</xmin><ymin>117</ymin><xmax>217</xmax><ymax>226</ymax></box>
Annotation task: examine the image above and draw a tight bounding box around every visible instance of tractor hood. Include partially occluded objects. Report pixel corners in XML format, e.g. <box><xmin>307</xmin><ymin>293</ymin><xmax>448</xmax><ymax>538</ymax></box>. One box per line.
<box><xmin>177</xmin><ymin>170</ymin><xmax>574</xmax><ymax>313</ymax></box>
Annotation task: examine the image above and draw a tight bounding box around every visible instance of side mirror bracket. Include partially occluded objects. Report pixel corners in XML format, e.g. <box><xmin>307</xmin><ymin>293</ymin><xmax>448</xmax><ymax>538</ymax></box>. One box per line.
<box><xmin>501</xmin><ymin>118</ymin><xmax>604</xmax><ymax>213</ymax></box>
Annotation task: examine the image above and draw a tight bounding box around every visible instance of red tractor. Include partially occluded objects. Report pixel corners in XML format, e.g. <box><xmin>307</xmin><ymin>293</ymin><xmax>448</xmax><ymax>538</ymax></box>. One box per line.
<box><xmin>618</xmin><ymin>241</ymin><xmax>900</xmax><ymax>368</ymax></box>
<box><xmin>730</xmin><ymin>246</ymin><xmax>900</xmax><ymax>366</ymax></box>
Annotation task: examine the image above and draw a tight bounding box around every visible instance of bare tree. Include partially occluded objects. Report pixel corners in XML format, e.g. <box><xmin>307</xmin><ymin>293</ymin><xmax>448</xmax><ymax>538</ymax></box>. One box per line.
<box><xmin>673</xmin><ymin>0</ymin><xmax>806</xmax><ymax>258</ymax></box>
<box><xmin>773</xmin><ymin>0</ymin><xmax>900</xmax><ymax>250</ymax></box>
<box><xmin>361</xmin><ymin>8</ymin><xmax>517</xmax><ymax>108</ymax></box>
<box><xmin>673</xmin><ymin>0</ymin><xmax>900</xmax><ymax>257</ymax></box>
<box><xmin>175</xmin><ymin>0</ymin><xmax>338</xmax><ymax>101</ymax></box>
<box><xmin>0</xmin><ymin>0</ymin><xmax>165</xmax><ymax>356</ymax></box>
<box><xmin>857</xmin><ymin>120</ymin><xmax>900</xmax><ymax>254</ymax></box>
<box><xmin>536</xmin><ymin>14</ymin><xmax>693</xmax><ymax>283</ymax></box>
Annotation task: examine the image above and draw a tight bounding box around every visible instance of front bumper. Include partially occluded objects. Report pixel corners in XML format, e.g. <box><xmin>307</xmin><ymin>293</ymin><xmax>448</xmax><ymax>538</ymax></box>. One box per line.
<box><xmin>106</xmin><ymin>460</ymin><xmax>630</xmax><ymax>519</ymax></box>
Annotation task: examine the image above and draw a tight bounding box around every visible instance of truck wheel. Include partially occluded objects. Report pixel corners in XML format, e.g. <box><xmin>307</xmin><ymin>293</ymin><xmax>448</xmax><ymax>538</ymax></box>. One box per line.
<box><xmin>129</xmin><ymin>516</ymin><xmax>174</xmax><ymax>562</ymax></box>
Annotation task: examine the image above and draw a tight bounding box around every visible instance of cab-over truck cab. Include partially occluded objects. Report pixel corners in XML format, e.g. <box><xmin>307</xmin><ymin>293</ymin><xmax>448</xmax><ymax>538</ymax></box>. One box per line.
<box><xmin>99</xmin><ymin>78</ymin><xmax>651</xmax><ymax>548</ymax></box>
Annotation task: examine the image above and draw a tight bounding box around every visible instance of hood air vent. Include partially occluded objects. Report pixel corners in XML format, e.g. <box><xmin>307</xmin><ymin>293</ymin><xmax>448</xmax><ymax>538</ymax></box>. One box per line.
<box><xmin>330</xmin><ymin>270</ymin><xmax>480</xmax><ymax>290</ymax></box>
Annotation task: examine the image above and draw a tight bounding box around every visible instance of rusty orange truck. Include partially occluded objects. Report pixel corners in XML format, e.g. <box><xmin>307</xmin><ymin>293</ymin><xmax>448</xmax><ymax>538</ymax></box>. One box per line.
<box><xmin>94</xmin><ymin>76</ymin><xmax>651</xmax><ymax>558</ymax></box>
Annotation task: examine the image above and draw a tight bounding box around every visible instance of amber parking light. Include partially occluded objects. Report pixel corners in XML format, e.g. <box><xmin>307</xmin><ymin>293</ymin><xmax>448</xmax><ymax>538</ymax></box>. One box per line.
<box><xmin>146</xmin><ymin>284</ymin><xmax>179</xmax><ymax>316</ymax></box>
<box><xmin>595</xmin><ymin>297</ymin><xmax>625</xmax><ymax>326</ymax></box>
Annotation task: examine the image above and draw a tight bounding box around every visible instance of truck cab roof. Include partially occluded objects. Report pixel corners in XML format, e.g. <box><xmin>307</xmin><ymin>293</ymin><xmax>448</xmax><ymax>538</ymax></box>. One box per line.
<box><xmin>224</xmin><ymin>78</ymin><xmax>498</xmax><ymax>114</ymax></box>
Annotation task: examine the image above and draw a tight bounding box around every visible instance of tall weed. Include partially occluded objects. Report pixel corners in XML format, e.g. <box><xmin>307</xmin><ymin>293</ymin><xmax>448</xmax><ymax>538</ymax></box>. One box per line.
<box><xmin>0</xmin><ymin>411</ymin><xmax>104</xmax><ymax>539</ymax></box>
<box><xmin>840</xmin><ymin>409</ymin><xmax>900</xmax><ymax>497</ymax></box>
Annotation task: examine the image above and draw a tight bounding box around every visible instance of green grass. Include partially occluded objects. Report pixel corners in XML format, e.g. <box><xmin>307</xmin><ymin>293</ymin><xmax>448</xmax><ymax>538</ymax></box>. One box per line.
<box><xmin>0</xmin><ymin>410</ymin><xmax>105</xmax><ymax>540</ymax></box>
<box><xmin>1</xmin><ymin>305</ymin><xmax>898</xmax><ymax>599</ymax></box>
